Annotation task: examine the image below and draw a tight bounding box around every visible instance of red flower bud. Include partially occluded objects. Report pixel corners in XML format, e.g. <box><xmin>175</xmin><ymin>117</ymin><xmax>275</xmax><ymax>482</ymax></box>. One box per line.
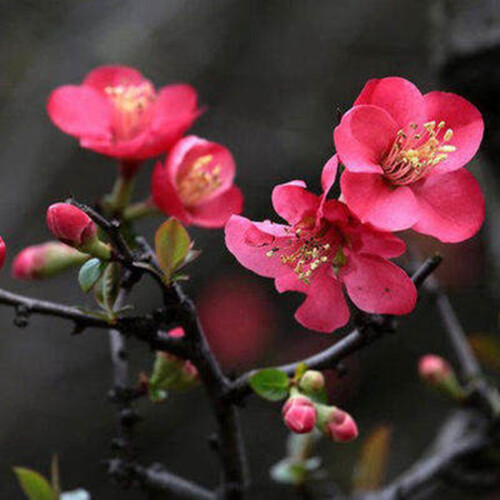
<box><xmin>324</xmin><ymin>408</ymin><xmax>358</xmax><ymax>443</ymax></box>
<box><xmin>0</xmin><ymin>237</ymin><xmax>6</xmax><ymax>269</ymax></box>
<box><xmin>12</xmin><ymin>242</ymin><xmax>87</xmax><ymax>280</ymax></box>
<box><xmin>47</xmin><ymin>203</ymin><xmax>97</xmax><ymax>248</ymax></box>
<box><xmin>418</xmin><ymin>354</ymin><xmax>453</xmax><ymax>383</ymax></box>
<box><xmin>282</xmin><ymin>396</ymin><xmax>317</xmax><ymax>434</ymax></box>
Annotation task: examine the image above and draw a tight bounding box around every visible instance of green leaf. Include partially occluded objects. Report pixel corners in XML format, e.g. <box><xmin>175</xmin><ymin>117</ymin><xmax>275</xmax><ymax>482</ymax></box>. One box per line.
<box><xmin>249</xmin><ymin>369</ymin><xmax>290</xmax><ymax>401</ymax></box>
<box><xmin>352</xmin><ymin>425</ymin><xmax>392</xmax><ymax>492</ymax></box>
<box><xmin>13</xmin><ymin>467</ymin><xmax>56</xmax><ymax>500</ymax></box>
<box><xmin>155</xmin><ymin>218</ymin><xmax>191</xmax><ymax>282</ymax></box>
<box><xmin>294</xmin><ymin>362</ymin><xmax>308</xmax><ymax>381</ymax></box>
<box><xmin>78</xmin><ymin>259</ymin><xmax>107</xmax><ymax>293</ymax></box>
<box><xmin>270</xmin><ymin>459</ymin><xmax>306</xmax><ymax>485</ymax></box>
<box><xmin>95</xmin><ymin>262</ymin><xmax>121</xmax><ymax>314</ymax></box>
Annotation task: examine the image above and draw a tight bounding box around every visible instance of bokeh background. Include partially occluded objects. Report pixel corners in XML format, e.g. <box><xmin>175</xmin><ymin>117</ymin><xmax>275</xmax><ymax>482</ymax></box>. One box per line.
<box><xmin>1</xmin><ymin>1</ymin><xmax>499</xmax><ymax>498</ymax></box>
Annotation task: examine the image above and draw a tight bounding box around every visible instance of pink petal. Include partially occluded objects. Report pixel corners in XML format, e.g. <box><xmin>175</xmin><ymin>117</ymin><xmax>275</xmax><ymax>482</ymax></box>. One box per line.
<box><xmin>47</xmin><ymin>85</ymin><xmax>112</xmax><ymax>140</ymax></box>
<box><xmin>342</xmin><ymin>254</ymin><xmax>417</xmax><ymax>315</ymax></box>
<box><xmin>151</xmin><ymin>84</ymin><xmax>200</xmax><ymax>136</ymax></box>
<box><xmin>321</xmin><ymin>155</ymin><xmax>339</xmax><ymax>194</ymax></box>
<box><xmin>225</xmin><ymin>215</ymin><xmax>290</xmax><ymax>278</ymax></box>
<box><xmin>271</xmin><ymin>181</ymin><xmax>320</xmax><ymax>225</ymax></box>
<box><xmin>354</xmin><ymin>223</ymin><xmax>406</xmax><ymax>258</ymax></box>
<box><xmin>275</xmin><ymin>268</ymin><xmax>350</xmax><ymax>333</ymax></box>
<box><xmin>341</xmin><ymin>171</ymin><xmax>419</xmax><ymax>231</ymax></box>
<box><xmin>151</xmin><ymin>160</ymin><xmax>191</xmax><ymax>223</ymax></box>
<box><xmin>334</xmin><ymin>105</ymin><xmax>397</xmax><ymax>174</ymax></box>
<box><xmin>188</xmin><ymin>186</ymin><xmax>244</xmax><ymax>228</ymax></box>
<box><xmin>411</xmin><ymin>169</ymin><xmax>485</xmax><ymax>243</ymax></box>
<box><xmin>424</xmin><ymin>91</ymin><xmax>484</xmax><ymax>174</ymax></box>
<box><xmin>353</xmin><ymin>77</ymin><xmax>426</xmax><ymax>128</ymax></box>
<box><xmin>83</xmin><ymin>65</ymin><xmax>146</xmax><ymax>91</ymax></box>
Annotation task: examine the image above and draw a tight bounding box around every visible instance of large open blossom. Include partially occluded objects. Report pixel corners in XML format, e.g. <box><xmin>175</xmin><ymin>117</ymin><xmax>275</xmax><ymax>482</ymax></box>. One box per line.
<box><xmin>334</xmin><ymin>77</ymin><xmax>484</xmax><ymax>242</ymax></box>
<box><xmin>225</xmin><ymin>156</ymin><xmax>416</xmax><ymax>333</ymax></box>
<box><xmin>152</xmin><ymin>135</ymin><xmax>243</xmax><ymax>228</ymax></box>
<box><xmin>47</xmin><ymin>65</ymin><xmax>200</xmax><ymax>161</ymax></box>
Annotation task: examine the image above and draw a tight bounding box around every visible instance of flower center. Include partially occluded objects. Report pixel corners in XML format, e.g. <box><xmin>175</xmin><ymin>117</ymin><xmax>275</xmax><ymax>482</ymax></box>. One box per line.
<box><xmin>104</xmin><ymin>82</ymin><xmax>156</xmax><ymax>141</ymax></box>
<box><xmin>266</xmin><ymin>223</ymin><xmax>344</xmax><ymax>284</ymax></box>
<box><xmin>382</xmin><ymin>121</ymin><xmax>455</xmax><ymax>185</ymax></box>
<box><xmin>176</xmin><ymin>155</ymin><xmax>222</xmax><ymax>206</ymax></box>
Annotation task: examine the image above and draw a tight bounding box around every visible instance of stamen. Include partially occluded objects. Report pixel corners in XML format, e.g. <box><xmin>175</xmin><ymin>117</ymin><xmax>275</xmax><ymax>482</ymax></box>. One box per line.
<box><xmin>177</xmin><ymin>155</ymin><xmax>223</xmax><ymax>206</ymax></box>
<box><xmin>382</xmin><ymin>120</ymin><xmax>456</xmax><ymax>185</ymax></box>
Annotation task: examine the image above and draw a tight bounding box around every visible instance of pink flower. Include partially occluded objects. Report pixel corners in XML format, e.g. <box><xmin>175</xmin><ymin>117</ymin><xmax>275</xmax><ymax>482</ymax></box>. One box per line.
<box><xmin>0</xmin><ymin>237</ymin><xmax>6</xmax><ymax>270</ymax></box>
<box><xmin>46</xmin><ymin>203</ymin><xmax>97</xmax><ymax>248</ymax></box>
<box><xmin>282</xmin><ymin>396</ymin><xmax>317</xmax><ymax>434</ymax></box>
<box><xmin>334</xmin><ymin>77</ymin><xmax>485</xmax><ymax>242</ymax></box>
<box><xmin>152</xmin><ymin>135</ymin><xmax>243</xmax><ymax>228</ymax></box>
<box><xmin>324</xmin><ymin>408</ymin><xmax>358</xmax><ymax>443</ymax></box>
<box><xmin>225</xmin><ymin>156</ymin><xmax>416</xmax><ymax>333</ymax></box>
<box><xmin>47</xmin><ymin>65</ymin><xmax>200</xmax><ymax>161</ymax></box>
<box><xmin>12</xmin><ymin>242</ymin><xmax>87</xmax><ymax>280</ymax></box>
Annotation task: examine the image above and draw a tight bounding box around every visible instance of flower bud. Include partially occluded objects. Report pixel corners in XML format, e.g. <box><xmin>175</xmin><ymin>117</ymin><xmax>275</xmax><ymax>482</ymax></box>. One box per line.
<box><xmin>46</xmin><ymin>203</ymin><xmax>111</xmax><ymax>259</ymax></box>
<box><xmin>418</xmin><ymin>354</ymin><xmax>465</xmax><ymax>399</ymax></box>
<box><xmin>299</xmin><ymin>370</ymin><xmax>325</xmax><ymax>393</ymax></box>
<box><xmin>0</xmin><ymin>237</ymin><xmax>6</xmax><ymax>269</ymax></box>
<box><xmin>418</xmin><ymin>354</ymin><xmax>452</xmax><ymax>383</ymax></box>
<box><xmin>12</xmin><ymin>242</ymin><xmax>88</xmax><ymax>280</ymax></box>
<box><xmin>282</xmin><ymin>396</ymin><xmax>317</xmax><ymax>434</ymax></box>
<box><xmin>325</xmin><ymin>409</ymin><xmax>359</xmax><ymax>442</ymax></box>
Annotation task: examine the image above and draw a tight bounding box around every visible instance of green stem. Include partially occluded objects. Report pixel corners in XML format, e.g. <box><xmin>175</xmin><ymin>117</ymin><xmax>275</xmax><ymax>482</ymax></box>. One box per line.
<box><xmin>106</xmin><ymin>161</ymin><xmax>141</xmax><ymax>215</ymax></box>
<box><xmin>123</xmin><ymin>198</ymin><xmax>160</xmax><ymax>221</ymax></box>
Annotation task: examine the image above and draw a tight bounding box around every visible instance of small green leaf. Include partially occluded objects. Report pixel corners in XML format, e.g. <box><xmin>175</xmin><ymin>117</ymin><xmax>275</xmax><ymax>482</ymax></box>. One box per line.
<box><xmin>78</xmin><ymin>259</ymin><xmax>107</xmax><ymax>293</ymax></box>
<box><xmin>270</xmin><ymin>459</ymin><xmax>306</xmax><ymax>485</ymax></box>
<box><xmin>13</xmin><ymin>467</ymin><xmax>56</xmax><ymax>500</ymax></box>
<box><xmin>294</xmin><ymin>362</ymin><xmax>308</xmax><ymax>381</ymax></box>
<box><xmin>97</xmin><ymin>262</ymin><xmax>121</xmax><ymax>314</ymax></box>
<box><xmin>155</xmin><ymin>218</ymin><xmax>191</xmax><ymax>282</ymax></box>
<box><xmin>249</xmin><ymin>369</ymin><xmax>290</xmax><ymax>401</ymax></box>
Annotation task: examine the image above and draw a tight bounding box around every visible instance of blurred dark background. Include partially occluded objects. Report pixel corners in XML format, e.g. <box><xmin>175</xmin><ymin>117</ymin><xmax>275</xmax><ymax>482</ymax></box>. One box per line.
<box><xmin>1</xmin><ymin>1</ymin><xmax>499</xmax><ymax>498</ymax></box>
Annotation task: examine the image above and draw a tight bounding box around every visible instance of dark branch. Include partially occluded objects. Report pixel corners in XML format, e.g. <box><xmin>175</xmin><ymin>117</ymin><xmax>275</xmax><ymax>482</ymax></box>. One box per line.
<box><xmin>225</xmin><ymin>255</ymin><xmax>443</xmax><ymax>403</ymax></box>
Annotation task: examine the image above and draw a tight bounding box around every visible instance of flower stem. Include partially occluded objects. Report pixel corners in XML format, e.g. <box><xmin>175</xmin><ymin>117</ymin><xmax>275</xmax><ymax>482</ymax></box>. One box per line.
<box><xmin>106</xmin><ymin>161</ymin><xmax>141</xmax><ymax>215</ymax></box>
<box><xmin>123</xmin><ymin>198</ymin><xmax>160</xmax><ymax>221</ymax></box>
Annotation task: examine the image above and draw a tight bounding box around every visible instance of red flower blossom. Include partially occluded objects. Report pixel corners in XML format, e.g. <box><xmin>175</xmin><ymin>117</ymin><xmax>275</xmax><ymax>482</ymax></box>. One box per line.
<box><xmin>47</xmin><ymin>65</ymin><xmax>200</xmax><ymax>161</ymax></box>
<box><xmin>334</xmin><ymin>77</ymin><xmax>485</xmax><ymax>242</ymax></box>
<box><xmin>152</xmin><ymin>135</ymin><xmax>243</xmax><ymax>228</ymax></box>
<box><xmin>225</xmin><ymin>156</ymin><xmax>416</xmax><ymax>333</ymax></box>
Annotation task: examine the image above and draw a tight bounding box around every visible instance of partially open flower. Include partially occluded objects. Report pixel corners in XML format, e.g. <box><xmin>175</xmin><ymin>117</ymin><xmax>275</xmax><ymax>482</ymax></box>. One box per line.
<box><xmin>152</xmin><ymin>135</ymin><xmax>243</xmax><ymax>228</ymax></box>
<box><xmin>47</xmin><ymin>65</ymin><xmax>200</xmax><ymax>161</ymax></box>
<box><xmin>12</xmin><ymin>242</ymin><xmax>88</xmax><ymax>280</ymax></box>
<box><xmin>282</xmin><ymin>396</ymin><xmax>317</xmax><ymax>434</ymax></box>
<box><xmin>334</xmin><ymin>77</ymin><xmax>484</xmax><ymax>242</ymax></box>
<box><xmin>225</xmin><ymin>156</ymin><xmax>416</xmax><ymax>333</ymax></box>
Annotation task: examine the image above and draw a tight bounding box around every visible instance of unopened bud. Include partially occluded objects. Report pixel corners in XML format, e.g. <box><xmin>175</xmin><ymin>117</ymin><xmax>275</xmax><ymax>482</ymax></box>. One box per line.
<box><xmin>317</xmin><ymin>405</ymin><xmax>358</xmax><ymax>443</ymax></box>
<box><xmin>0</xmin><ymin>237</ymin><xmax>5</xmax><ymax>270</ymax></box>
<box><xmin>418</xmin><ymin>354</ymin><xmax>464</xmax><ymax>399</ymax></box>
<box><xmin>12</xmin><ymin>242</ymin><xmax>88</xmax><ymax>280</ymax></box>
<box><xmin>46</xmin><ymin>203</ymin><xmax>111</xmax><ymax>259</ymax></box>
<box><xmin>282</xmin><ymin>396</ymin><xmax>317</xmax><ymax>434</ymax></box>
<box><xmin>299</xmin><ymin>370</ymin><xmax>325</xmax><ymax>393</ymax></box>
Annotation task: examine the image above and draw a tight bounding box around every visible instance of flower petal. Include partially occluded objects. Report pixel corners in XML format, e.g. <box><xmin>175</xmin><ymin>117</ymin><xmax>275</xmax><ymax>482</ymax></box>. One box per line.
<box><xmin>411</xmin><ymin>169</ymin><xmax>485</xmax><ymax>243</ymax></box>
<box><xmin>321</xmin><ymin>155</ymin><xmax>339</xmax><ymax>195</ymax></box>
<box><xmin>353</xmin><ymin>77</ymin><xmax>426</xmax><ymax>128</ymax></box>
<box><xmin>225</xmin><ymin>215</ymin><xmax>290</xmax><ymax>278</ymax></box>
<box><xmin>47</xmin><ymin>85</ymin><xmax>112</xmax><ymax>140</ymax></box>
<box><xmin>334</xmin><ymin>105</ymin><xmax>397</xmax><ymax>174</ymax></box>
<box><xmin>151</xmin><ymin>160</ymin><xmax>191</xmax><ymax>222</ymax></box>
<box><xmin>341</xmin><ymin>171</ymin><xmax>418</xmax><ymax>231</ymax></box>
<box><xmin>352</xmin><ymin>223</ymin><xmax>406</xmax><ymax>258</ymax></box>
<box><xmin>276</xmin><ymin>268</ymin><xmax>350</xmax><ymax>332</ymax></box>
<box><xmin>189</xmin><ymin>186</ymin><xmax>243</xmax><ymax>228</ymax></box>
<box><xmin>342</xmin><ymin>254</ymin><xmax>416</xmax><ymax>315</ymax></box>
<box><xmin>83</xmin><ymin>65</ymin><xmax>146</xmax><ymax>91</ymax></box>
<box><xmin>424</xmin><ymin>91</ymin><xmax>484</xmax><ymax>174</ymax></box>
<box><xmin>272</xmin><ymin>181</ymin><xmax>320</xmax><ymax>225</ymax></box>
